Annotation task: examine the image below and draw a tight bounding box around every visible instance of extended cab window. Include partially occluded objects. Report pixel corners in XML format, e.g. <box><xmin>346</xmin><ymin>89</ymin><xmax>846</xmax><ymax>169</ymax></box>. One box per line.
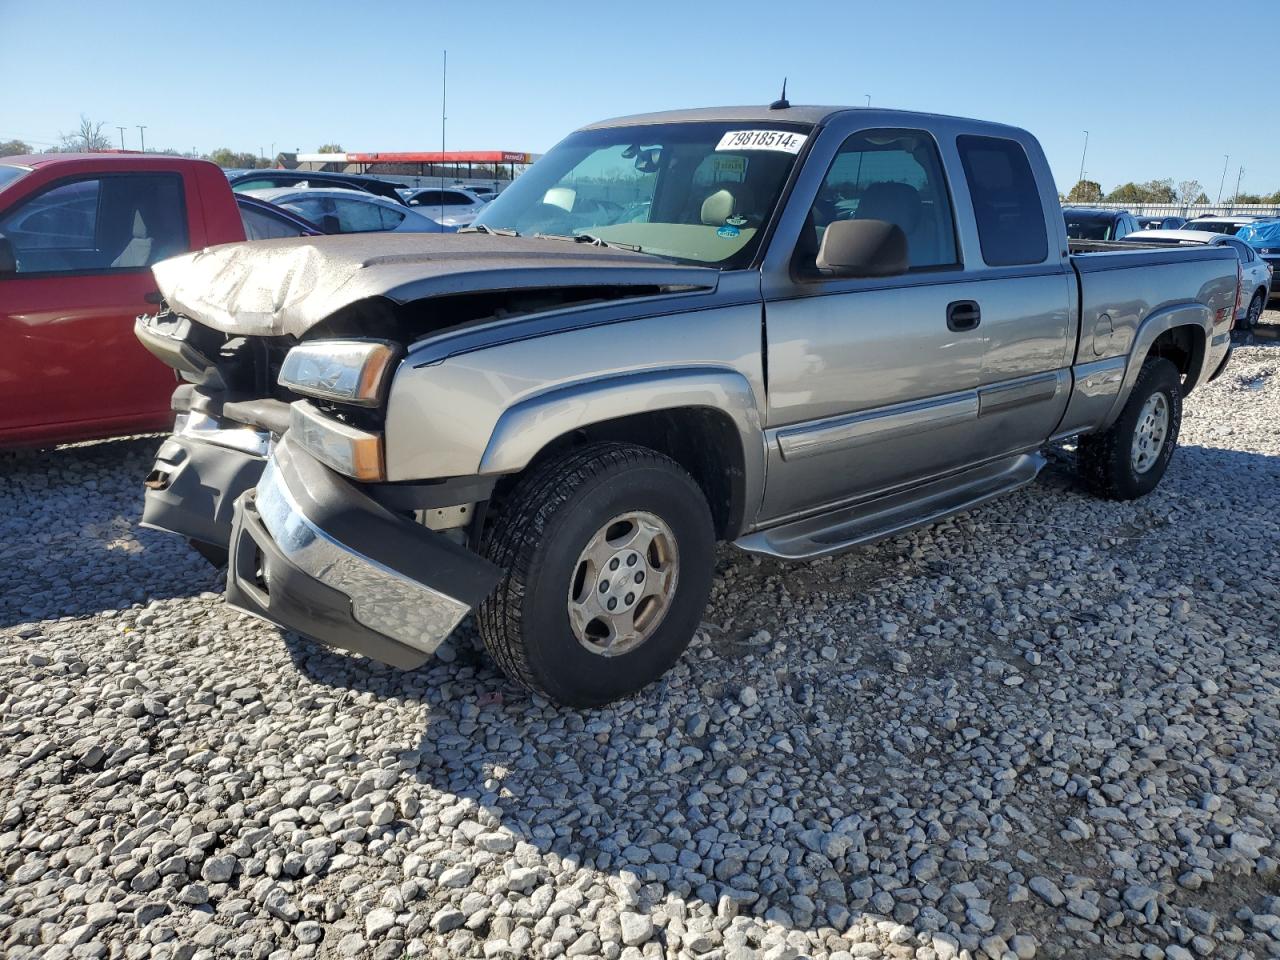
<box><xmin>800</xmin><ymin>128</ymin><xmax>958</xmax><ymax>271</ymax></box>
<box><xmin>0</xmin><ymin>174</ymin><xmax>187</xmax><ymax>275</ymax></box>
<box><xmin>956</xmin><ymin>135</ymin><xmax>1048</xmax><ymax>266</ymax></box>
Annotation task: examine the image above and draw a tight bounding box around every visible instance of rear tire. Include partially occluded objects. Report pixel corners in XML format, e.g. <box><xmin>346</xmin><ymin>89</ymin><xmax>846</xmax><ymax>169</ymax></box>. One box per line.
<box><xmin>1078</xmin><ymin>357</ymin><xmax>1182</xmax><ymax>501</ymax></box>
<box><xmin>1246</xmin><ymin>290</ymin><xmax>1265</xmax><ymax>330</ymax></box>
<box><xmin>478</xmin><ymin>442</ymin><xmax>715</xmax><ymax>707</ymax></box>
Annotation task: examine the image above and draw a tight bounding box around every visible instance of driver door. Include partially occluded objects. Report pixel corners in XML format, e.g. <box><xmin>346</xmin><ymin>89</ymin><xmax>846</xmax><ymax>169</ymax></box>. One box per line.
<box><xmin>756</xmin><ymin>122</ymin><xmax>988</xmax><ymax>522</ymax></box>
<box><xmin>0</xmin><ymin>173</ymin><xmax>187</xmax><ymax>445</ymax></box>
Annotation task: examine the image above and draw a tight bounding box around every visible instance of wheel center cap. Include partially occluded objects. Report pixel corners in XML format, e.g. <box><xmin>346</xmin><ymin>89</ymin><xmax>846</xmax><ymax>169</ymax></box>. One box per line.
<box><xmin>596</xmin><ymin>549</ymin><xmax>648</xmax><ymax>613</ymax></box>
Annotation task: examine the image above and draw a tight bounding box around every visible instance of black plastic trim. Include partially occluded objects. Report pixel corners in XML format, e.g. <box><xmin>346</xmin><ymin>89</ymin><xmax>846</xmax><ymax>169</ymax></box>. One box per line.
<box><xmin>366</xmin><ymin>474</ymin><xmax>497</xmax><ymax>512</ymax></box>
<box><xmin>223</xmin><ymin>398</ymin><xmax>292</xmax><ymax>436</ymax></box>
<box><xmin>141</xmin><ymin>434</ymin><xmax>265</xmax><ymax>548</ymax></box>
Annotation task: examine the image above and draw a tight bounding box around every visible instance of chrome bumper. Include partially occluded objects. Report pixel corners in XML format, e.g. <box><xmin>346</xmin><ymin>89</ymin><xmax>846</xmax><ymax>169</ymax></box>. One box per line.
<box><xmin>254</xmin><ymin>457</ymin><xmax>469</xmax><ymax>653</ymax></box>
<box><xmin>226</xmin><ymin>438</ymin><xmax>501</xmax><ymax>668</ymax></box>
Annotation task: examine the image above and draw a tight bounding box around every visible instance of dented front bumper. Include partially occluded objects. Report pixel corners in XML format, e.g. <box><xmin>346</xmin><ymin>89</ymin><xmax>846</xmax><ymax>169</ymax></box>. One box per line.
<box><xmin>226</xmin><ymin>437</ymin><xmax>501</xmax><ymax>668</ymax></box>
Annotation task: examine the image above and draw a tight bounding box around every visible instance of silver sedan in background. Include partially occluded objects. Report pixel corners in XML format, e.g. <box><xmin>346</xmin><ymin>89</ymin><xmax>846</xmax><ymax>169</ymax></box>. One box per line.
<box><xmin>1128</xmin><ymin>228</ymin><xmax>1272</xmax><ymax>328</ymax></box>
<box><xmin>401</xmin><ymin>186</ymin><xmax>490</xmax><ymax>228</ymax></box>
<box><xmin>244</xmin><ymin>188</ymin><xmax>453</xmax><ymax>234</ymax></box>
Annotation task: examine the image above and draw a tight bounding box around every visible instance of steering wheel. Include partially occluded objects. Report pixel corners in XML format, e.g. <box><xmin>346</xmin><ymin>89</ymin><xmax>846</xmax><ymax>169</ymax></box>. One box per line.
<box><xmin>515</xmin><ymin>202</ymin><xmax>576</xmax><ymax>236</ymax></box>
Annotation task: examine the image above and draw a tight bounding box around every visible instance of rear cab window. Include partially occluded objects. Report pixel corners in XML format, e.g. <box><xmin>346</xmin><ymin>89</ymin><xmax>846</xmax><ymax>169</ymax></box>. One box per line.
<box><xmin>956</xmin><ymin>135</ymin><xmax>1048</xmax><ymax>266</ymax></box>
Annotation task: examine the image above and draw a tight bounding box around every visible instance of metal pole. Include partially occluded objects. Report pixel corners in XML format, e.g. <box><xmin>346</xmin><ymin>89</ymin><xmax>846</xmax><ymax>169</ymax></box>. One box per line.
<box><xmin>864</xmin><ymin>94</ymin><xmax>871</xmax><ymax>107</ymax></box>
<box><xmin>441</xmin><ymin>49</ymin><xmax>448</xmax><ymax>222</ymax></box>
<box><xmin>137</xmin><ymin>126</ymin><xmax>146</xmax><ymax>152</ymax></box>
<box><xmin>1217</xmin><ymin>155</ymin><xmax>1229</xmax><ymax>205</ymax></box>
<box><xmin>117</xmin><ymin>126</ymin><xmax>126</xmax><ymax>149</ymax></box>
<box><xmin>1233</xmin><ymin>165</ymin><xmax>1244</xmax><ymax>209</ymax></box>
<box><xmin>1078</xmin><ymin>131</ymin><xmax>1088</xmax><ymax>186</ymax></box>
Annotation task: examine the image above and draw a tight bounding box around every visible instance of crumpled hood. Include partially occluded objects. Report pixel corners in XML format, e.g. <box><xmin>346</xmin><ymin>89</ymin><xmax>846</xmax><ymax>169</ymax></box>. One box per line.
<box><xmin>151</xmin><ymin>232</ymin><xmax>719</xmax><ymax>338</ymax></box>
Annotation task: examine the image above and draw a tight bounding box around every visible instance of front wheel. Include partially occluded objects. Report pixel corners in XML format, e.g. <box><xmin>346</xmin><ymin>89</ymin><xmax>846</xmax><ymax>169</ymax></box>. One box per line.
<box><xmin>1078</xmin><ymin>357</ymin><xmax>1183</xmax><ymax>501</ymax></box>
<box><xmin>478</xmin><ymin>443</ymin><xmax>715</xmax><ymax>707</ymax></box>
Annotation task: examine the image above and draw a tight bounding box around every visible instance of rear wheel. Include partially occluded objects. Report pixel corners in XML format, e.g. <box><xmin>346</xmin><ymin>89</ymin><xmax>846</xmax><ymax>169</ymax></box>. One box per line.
<box><xmin>1242</xmin><ymin>289</ymin><xmax>1264</xmax><ymax>330</ymax></box>
<box><xmin>1078</xmin><ymin>357</ymin><xmax>1182</xmax><ymax>501</ymax></box>
<box><xmin>478</xmin><ymin>442</ymin><xmax>715</xmax><ymax>707</ymax></box>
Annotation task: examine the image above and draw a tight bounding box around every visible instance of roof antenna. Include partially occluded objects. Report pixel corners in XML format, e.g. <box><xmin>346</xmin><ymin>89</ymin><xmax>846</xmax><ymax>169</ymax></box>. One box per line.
<box><xmin>770</xmin><ymin>78</ymin><xmax>789</xmax><ymax>110</ymax></box>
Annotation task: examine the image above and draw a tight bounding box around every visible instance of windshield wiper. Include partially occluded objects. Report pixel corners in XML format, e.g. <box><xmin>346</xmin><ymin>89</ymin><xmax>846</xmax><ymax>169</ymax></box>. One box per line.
<box><xmin>533</xmin><ymin>232</ymin><xmax>644</xmax><ymax>253</ymax></box>
<box><xmin>458</xmin><ymin>224</ymin><xmax>519</xmax><ymax>237</ymax></box>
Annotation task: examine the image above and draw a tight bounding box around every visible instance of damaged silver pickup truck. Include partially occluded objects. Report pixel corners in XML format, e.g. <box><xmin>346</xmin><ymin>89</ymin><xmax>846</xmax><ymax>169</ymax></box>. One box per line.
<box><xmin>138</xmin><ymin>105</ymin><xmax>1240</xmax><ymax>706</ymax></box>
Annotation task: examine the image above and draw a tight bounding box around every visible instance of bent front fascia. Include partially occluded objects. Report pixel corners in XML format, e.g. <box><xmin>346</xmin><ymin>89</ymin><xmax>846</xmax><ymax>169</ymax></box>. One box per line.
<box><xmin>381</xmin><ymin>299</ymin><xmax>769</xmax><ymax>527</ymax></box>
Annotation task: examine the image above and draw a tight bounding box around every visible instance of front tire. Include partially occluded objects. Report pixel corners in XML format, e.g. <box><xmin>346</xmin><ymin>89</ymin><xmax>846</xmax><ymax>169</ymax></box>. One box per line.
<box><xmin>1078</xmin><ymin>357</ymin><xmax>1182</xmax><ymax>501</ymax></box>
<box><xmin>478</xmin><ymin>443</ymin><xmax>715</xmax><ymax>707</ymax></box>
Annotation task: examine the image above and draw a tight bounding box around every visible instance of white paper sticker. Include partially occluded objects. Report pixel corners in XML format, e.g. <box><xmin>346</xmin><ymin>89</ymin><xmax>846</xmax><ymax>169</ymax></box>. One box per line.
<box><xmin>715</xmin><ymin>130</ymin><xmax>808</xmax><ymax>154</ymax></box>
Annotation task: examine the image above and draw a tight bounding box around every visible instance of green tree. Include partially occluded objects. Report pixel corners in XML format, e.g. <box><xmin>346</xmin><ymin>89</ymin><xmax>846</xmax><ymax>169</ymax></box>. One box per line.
<box><xmin>316</xmin><ymin>143</ymin><xmax>344</xmax><ymax>153</ymax></box>
<box><xmin>1235</xmin><ymin>193</ymin><xmax>1265</xmax><ymax>204</ymax></box>
<box><xmin>1106</xmin><ymin>183</ymin><xmax>1145</xmax><ymax>203</ymax></box>
<box><xmin>1193</xmin><ymin>192</ymin><xmax>1209</xmax><ymax>204</ymax></box>
<box><xmin>207</xmin><ymin>148</ymin><xmax>267</xmax><ymax>169</ymax></box>
<box><xmin>1106</xmin><ymin>179</ymin><xmax>1176</xmax><ymax>204</ymax></box>
<box><xmin>0</xmin><ymin>139</ymin><xmax>32</xmax><ymax>157</ymax></box>
<box><xmin>1066</xmin><ymin>180</ymin><xmax>1103</xmax><ymax>203</ymax></box>
<box><xmin>1145</xmin><ymin>178</ymin><xmax>1176</xmax><ymax>203</ymax></box>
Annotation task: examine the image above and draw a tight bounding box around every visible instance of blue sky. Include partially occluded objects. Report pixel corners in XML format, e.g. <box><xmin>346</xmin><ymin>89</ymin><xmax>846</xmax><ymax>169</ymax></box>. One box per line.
<box><xmin>2</xmin><ymin>0</ymin><xmax>1274</xmax><ymax>196</ymax></box>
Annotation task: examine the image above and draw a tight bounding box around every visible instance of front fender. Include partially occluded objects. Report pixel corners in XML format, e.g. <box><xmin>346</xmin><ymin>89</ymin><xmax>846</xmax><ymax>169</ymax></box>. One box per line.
<box><xmin>1102</xmin><ymin>304</ymin><xmax>1210</xmax><ymax>428</ymax></box>
<box><xmin>480</xmin><ymin>366</ymin><xmax>766</xmax><ymax>522</ymax></box>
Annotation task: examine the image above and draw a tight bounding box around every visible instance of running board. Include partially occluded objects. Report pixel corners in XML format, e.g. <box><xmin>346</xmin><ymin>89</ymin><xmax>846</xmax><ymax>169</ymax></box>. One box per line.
<box><xmin>735</xmin><ymin>453</ymin><xmax>1045</xmax><ymax>560</ymax></box>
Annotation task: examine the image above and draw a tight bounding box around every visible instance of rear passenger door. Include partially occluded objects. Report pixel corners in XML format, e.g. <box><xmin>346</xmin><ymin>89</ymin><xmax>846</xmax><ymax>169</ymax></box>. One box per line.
<box><xmin>953</xmin><ymin>135</ymin><xmax>1075</xmax><ymax>460</ymax></box>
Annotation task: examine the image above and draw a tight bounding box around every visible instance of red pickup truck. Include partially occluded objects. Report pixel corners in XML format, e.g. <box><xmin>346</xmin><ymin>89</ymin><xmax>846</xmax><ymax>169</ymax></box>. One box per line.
<box><xmin>0</xmin><ymin>153</ymin><xmax>313</xmax><ymax>448</ymax></box>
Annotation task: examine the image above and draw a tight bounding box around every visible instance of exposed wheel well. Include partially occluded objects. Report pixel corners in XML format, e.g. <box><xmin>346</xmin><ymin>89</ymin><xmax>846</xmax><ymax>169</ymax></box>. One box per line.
<box><xmin>490</xmin><ymin>407</ymin><xmax>748</xmax><ymax>541</ymax></box>
<box><xmin>1147</xmin><ymin>325</ymin><xmax>1206</xmax><ymax>396</ymax></box>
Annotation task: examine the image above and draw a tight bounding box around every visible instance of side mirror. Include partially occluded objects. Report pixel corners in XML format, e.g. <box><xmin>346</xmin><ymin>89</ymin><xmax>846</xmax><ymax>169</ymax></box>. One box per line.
<box><xmin>815</xmin><ymin>219</ymin><xmax>908</xmax><ymax>278</ymax></box>
<box><xmin>0</xmin><ymin>233</ymin><xmax>16</xmax><ymax>275</ymax></box>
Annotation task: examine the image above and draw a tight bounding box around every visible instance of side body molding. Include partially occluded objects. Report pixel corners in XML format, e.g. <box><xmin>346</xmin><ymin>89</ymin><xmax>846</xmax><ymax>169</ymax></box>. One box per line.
<box><xmin>479</xmin><ymin>367</ymin><xmax>767</xmax><ymax>528</ymax></box>
<box><xmin>1102</xmin><ymin>303</ymin><xmax>1210</xmax><ymax>428</ymax></box>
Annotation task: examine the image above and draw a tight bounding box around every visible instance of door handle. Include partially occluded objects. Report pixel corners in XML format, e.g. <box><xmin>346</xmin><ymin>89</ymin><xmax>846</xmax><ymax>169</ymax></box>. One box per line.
<box><xmin>947</xmin><ymin>300</ymin><xmax>981</xmax><ymax>332</ymax></box>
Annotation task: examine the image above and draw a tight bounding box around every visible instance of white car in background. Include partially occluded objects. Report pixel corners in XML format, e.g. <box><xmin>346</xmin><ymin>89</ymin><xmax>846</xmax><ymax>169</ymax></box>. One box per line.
<box><xmin>402</xmin><ymin>186</ymin><xmax>489</xmax><ymax>227</ymax></box>
<box><xmin>1181</xmin><ymin>214</ymin><xmax>1271</xmax><ymax>236</ymax></box>
<box><xmin>1128</xmin><ymin>228</ymin><xmax>1272</xmax><ymax>328</ymax></box>
<box><xmin>243</xmin><ymin>188</ymin><xmax>452</xmax><ymax>234</ymax></box>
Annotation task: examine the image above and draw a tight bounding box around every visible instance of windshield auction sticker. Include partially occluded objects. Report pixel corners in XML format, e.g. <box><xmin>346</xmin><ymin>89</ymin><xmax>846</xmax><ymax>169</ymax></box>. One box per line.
<box><xmin>715</xmin><ymin>130</ymin><xmax>808</xmax><ymax>154</ymax></box>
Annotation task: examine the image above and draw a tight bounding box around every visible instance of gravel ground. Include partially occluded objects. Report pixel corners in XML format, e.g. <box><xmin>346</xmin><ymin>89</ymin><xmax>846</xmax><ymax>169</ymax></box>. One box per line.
<box><xmin>2</xmin><ymin>328</ymin><xmax>1279</xmax><ymax>960</ymax></box>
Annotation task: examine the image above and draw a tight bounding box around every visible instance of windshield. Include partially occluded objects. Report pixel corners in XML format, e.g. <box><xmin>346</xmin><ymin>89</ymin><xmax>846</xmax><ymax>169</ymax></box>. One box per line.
<box><xmin>474</xmin><ymin>121</ymin><xmax>812</xmax><ymax>268</ymax></box>
<box><xmin>1184</xmin><ymin>220</ymin><xmax>1240</xmax><ymax>235</ymax></box>
<box><xmin>1064</xmin><ymin>215</ymin><xmax>1115</xmax><ymax>240</ymax></box>
<box><xmin>0</xmin><ymin>164</ymin><xmax>31</xmax><ymax>192</ymax></box>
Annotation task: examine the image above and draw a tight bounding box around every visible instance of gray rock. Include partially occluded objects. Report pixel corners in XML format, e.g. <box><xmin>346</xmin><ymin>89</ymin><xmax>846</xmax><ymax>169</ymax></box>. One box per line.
<box><xmin>366</xmin><ymin>907</ymin><xmax>397</xmax><ymax>938</ymax></box>
<box><xmin>1028</xmin><ymin>876</ymin><xmax>1065</xmax><ymax>907</ymax></box>
<box><xmin>620</xmin><ymin>912</ymin><xmax>654</xmax><ymax>946</ymax></box>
